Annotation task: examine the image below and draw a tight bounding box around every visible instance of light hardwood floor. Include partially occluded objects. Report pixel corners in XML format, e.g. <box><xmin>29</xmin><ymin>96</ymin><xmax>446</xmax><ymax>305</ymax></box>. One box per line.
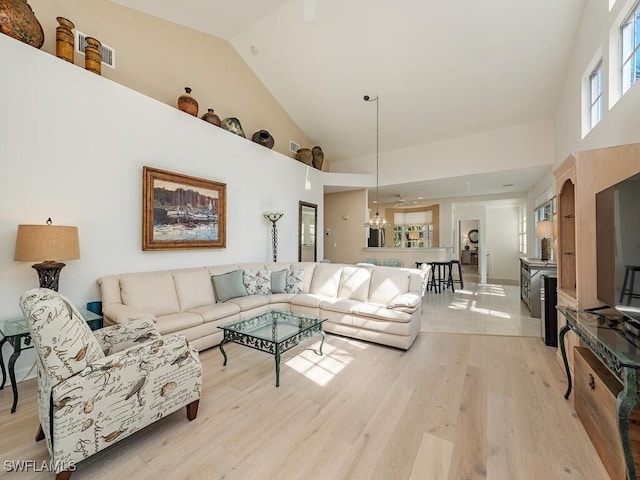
<box><xmin>0</xmin><ymin>283</ymin><xmax>611</xmax><ymax>480</ymax></box>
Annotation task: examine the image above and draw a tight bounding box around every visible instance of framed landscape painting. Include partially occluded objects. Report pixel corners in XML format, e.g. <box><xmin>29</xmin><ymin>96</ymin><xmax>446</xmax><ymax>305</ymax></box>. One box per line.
<box><xmin>143</xmin><ymin>166</ymin><xmax>227</xmax><ymax>250</ymax></box>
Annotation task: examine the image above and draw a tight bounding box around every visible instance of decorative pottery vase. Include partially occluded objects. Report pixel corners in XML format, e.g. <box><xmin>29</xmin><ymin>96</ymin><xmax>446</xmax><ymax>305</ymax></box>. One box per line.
<box><xmin>312</xmin><ymin>146</ymin><xmax>324</xmax><ymax>170</ymax></box>
<box><xmin>296</xmin><ymin>148</ymin><xmax>313</xmax><ymax>166</ymax></box>
<box><xmin>0</xmin><ymin>0</ymin><xmax>44</xmax><ymax>48</ymax></box>
<box><xmin>221</xmin><ymin>117</ymin><xmax>246</xmax><ymax>137</ymax></box>
<box><xmin>55</xmin><ymin>17</ymin><xmax>74</xmax><ymax>63</ymax></box>
<box><xmin>201</xmin><ymin>108</ymin><xmax>221</xmax><ymax>126</ymax></box>
<box><xmin>178</xmin><ymin>87</ymin><xmax>198</xmax><ymax>116</ymax></box>
<box><xmin>251</xmin><ymin>130</ymin><xmax>275</xmax><ymax>149</ymax></box>
<box><xmin>84</xmin><ymin>37</ymin><xmax>102</xmax><ymax>75</ymax></box>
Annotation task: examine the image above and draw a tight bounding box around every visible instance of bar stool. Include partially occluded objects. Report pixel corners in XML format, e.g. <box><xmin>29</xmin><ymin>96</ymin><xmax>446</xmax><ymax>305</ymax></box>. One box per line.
<box><xmin>428</xmin><ymin>261</ymin><xmax>454</xmax><ymax>293</ymax></box>
<box><xmin>620</xmin><ymin>265</ymin><xmax>640</xmax><ymax>305</ymax></box>
<box><xmin>450</xmin><ymin>259</ymin><xmax>464</xmax><ymax>289</ymax></box>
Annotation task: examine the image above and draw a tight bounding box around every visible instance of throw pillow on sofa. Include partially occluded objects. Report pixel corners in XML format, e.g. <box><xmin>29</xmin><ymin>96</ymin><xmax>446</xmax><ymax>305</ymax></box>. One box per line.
<box><xmin>285</xmin><ymin>269</ymin><xmax>304</xmax><ymax>294</ymax></box>
<box><xmin>212</xmin><ymin>270</ymin><xmax>248</xmax><ymax>302</ymax></box>
<box><xmin>243</xmin><ymin>269</ymin><xmax>272</xmax><ymax>295</ymax></box>
<box><xmin>270</xmin><ymin>269</ymin><xmax>288</xmax><ymax>294</ymax></box>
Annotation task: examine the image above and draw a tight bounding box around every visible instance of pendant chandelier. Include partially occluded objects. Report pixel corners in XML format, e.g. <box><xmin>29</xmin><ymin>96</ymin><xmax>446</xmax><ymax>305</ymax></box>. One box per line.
<box><xmin>364</xmin><ymin>95</ymin><xmax>390</xmax><ymax>229</ymax></box>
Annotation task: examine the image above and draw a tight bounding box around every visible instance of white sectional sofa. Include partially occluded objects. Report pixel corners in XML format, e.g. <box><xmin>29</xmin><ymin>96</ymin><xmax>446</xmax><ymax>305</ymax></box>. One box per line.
<box><xmin>97</xmin><ymin>262</ymin><xmax>428</xmax><ymax>351</ymax></box>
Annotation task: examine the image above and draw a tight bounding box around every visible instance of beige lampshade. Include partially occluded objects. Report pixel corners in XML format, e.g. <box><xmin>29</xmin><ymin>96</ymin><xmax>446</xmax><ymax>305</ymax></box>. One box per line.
<box><xmin>535</xmin><ymin>220</ymin><xmax>553</xmax><ymax>239</ymax></box>
<box><xmin>14</xmin><ymin>224</ymin><xmax>80</xmax><ymax>262</ymax></box>
<box><xmin>408</xmin><ymin>230</ymin><xmax>420</xmax><ymax>240</ymax></box>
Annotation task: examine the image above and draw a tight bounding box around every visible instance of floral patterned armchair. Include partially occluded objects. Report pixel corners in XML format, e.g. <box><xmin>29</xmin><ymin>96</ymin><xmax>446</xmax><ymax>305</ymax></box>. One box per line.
<box><xmin>19</xmin><ymin>288</ymin><xmax>203</xmax><ymax>480</ymax></box>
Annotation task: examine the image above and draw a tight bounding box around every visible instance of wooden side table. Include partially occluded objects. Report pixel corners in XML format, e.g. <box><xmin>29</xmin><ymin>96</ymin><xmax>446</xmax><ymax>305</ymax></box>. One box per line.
<box><xmin>0</xmin><ymin>308</ymin><xmax>102</xmax><ymax>413</ymax></box>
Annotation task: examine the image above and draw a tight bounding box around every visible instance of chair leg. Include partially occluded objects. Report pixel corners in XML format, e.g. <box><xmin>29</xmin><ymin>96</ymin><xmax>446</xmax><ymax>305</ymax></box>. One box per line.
<box><xmin>35</xmin><ymin>425</ymin><xmax>45</xmax><ymax>441</ymax></box>
<box><xmin>55</xmin><ymin>470</ymin><xmax>72</xmax><ymax>480</ymax></box>
<box><xmin>186</xmin><ymin>399</ymin><xmax>199</xmax><ymax>421</ymax></box>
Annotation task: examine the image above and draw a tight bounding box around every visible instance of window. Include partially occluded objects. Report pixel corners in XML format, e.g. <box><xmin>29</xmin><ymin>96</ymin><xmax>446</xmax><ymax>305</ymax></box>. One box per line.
<box><xmin>518</xmin><ymin>206</ymin><xmax>527</xmax><ymax>255</ymax></box>
<box><xmin>621</xmin><ymin>1</ymin><xmax>640</xmax><ymax>95</ymax></box>
<box><xmin>392</xmin><ymin>210</ymin><xmax>433</xmax><ymax>248</ymax></box>
<box><xmin>589</xmin><ymin>61</ymin><xmax>603</xmax><ymax>129</ymax></box>
<box><xmin>393</xmin><ymin>225</ymin><xmax>432</xmax><ymax>248</ymax></box>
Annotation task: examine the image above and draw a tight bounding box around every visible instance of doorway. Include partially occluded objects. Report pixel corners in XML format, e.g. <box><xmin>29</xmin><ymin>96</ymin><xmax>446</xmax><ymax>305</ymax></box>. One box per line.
<box><xmin>298</xmin><ymin>201</ymin><xmax>317</xmax><ymax>262</ymax></box>
<box><xmin>459</xmin><ymin>219</ymin><xmax>479</xmax><ymax>277</ymax></box>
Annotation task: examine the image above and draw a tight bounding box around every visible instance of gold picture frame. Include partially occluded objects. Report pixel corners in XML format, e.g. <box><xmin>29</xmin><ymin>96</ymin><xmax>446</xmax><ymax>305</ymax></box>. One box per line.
<box><xmin>143</xmin><ymin>166</ymin><xmax>226</xmax><ymax>250</ymax></box>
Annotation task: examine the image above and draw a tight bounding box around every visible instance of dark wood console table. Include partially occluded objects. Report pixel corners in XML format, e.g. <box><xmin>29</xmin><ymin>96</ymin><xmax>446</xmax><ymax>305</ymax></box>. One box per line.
<box><xmin>558</xmin><ymin>306</ymin><xmax>640</xmax><ymax>480</ymax></box>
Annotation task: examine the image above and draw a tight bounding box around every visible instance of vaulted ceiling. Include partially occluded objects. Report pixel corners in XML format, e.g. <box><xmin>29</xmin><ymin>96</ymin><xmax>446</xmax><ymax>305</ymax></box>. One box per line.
<box><xmin>109</xmin><ymin>0</ymin><xmax>586</xmax><ymax>204</ymax></box>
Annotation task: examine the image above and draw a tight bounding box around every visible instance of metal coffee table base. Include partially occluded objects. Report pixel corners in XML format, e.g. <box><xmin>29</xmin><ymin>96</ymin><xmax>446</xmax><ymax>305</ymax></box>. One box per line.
<box><xmin>220</xmin><ymin>322</ymin><xmax>326</xmax><ymax>387</ymax></box>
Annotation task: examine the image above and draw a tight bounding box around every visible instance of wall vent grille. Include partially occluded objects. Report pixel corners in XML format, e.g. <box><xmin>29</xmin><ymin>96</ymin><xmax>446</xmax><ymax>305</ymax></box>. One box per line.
<box><xmin>290</xmin><ymin>141</ymin><xmax>300</xmax><ymax>153</ymax></box>
<box><xmin>75</xmin><ymin>31</ymin><xmax>116</xmax><ymax>69</ymax></box>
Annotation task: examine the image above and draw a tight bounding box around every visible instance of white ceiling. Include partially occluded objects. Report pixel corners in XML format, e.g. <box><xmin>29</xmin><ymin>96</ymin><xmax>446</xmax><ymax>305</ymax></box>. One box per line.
<box><xmin>109</xmin><ymin>0</ymin><xmax>586</xmax><ymax>204</ymax></box>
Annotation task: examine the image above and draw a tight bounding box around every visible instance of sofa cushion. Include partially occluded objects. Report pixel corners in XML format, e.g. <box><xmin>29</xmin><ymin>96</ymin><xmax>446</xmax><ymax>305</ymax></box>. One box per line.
<box><xmin>388</xmin><ymin>293</ymin><xmax>421</xmax><ymax>312</ymax></box>
<box><xmin>152</xmin><ymin>311</ymin><xmax>204</xmax><ymax>335</ymax></box>
<box><xmin>271</xmin><ymin>269</ymin><xmax>288</xmax><ymax>294</ymax></box>
<box><xmin>368</xmin><ymin>268</ymin><xmax>411</xmax><ymax>305</ymax></box>
<box><xmin>225</xmin><ymin>294</ymin><xmax>270</xmax><ymax>312</ymax></box>
<box><xmin>188</xmin><ymin>302</ymin><xmax>241</xmax><ymax>322</ymax></box>
<box><xmin>243</xmin><ymin>269</ymin><xmax>272</xmax><ymax>295</ymax></box>
<box><xmin>173</xmin><ymin>268</ymin><xmax>216</xmax><ymax>310</ymax></box>
<box><xmin>286</xmin><ymin>269</ymin><xmax>305</xmax><ymax>293</ymax></box>
<box><xmin>290</xmin><ymin>262</ymin><xmax>316</xmax><ymax>292</ymax></box>
<box><xmin>338</xmin><ymin>266</ymin><xmax>372</xmax><ymax>302</ymax></box>
<box><xmin>350</xmin><ymin>302</ymin><xmax>412</xmax><ymax>323</ymax></box>
<box><xmin>212</xmin><ymin>270</ymin><xmax>248</xmax><ymax>302</ymax></box>
<box><xmin>268</xmin><ymin>292</ymin><xmax>295</xmax><ymax>304</ymax></box>
<box><xmin>120</xmin><ymin>273</ymin><xmax>180</xmax><ymax>317</ymax></box>
<box><xmin>289</xmin><ymin>293</ymin><xmax>326</xmax><ymax>308</ymax></box>
<box><xmin>319</xmin><ymin>297</ymin><xmax>363</xmax><ymax>314</ymax></box>
<box><xmin>309</xmin><ymin>263</ymin><xmax>344</xmax><ymax>297</ymax></box>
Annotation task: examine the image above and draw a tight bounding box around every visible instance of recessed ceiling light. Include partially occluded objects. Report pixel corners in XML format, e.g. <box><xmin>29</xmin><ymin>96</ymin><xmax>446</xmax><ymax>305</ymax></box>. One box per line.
<box><xmin>418</xmin><ymin>196</ymin><xmax>423</xmax><ymax>200</ymax></box>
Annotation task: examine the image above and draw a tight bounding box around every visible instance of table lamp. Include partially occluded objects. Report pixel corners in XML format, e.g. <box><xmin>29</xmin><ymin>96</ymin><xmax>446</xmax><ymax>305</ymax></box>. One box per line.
<box><xmin>14</xmin><ymin>218</ymin><xmax>80</xmax><ymax>291</ymax></box>
<box><xmin>535</xmin><ymin>220</ymin><xmax>553</xmax><ymax>262</ymax></box>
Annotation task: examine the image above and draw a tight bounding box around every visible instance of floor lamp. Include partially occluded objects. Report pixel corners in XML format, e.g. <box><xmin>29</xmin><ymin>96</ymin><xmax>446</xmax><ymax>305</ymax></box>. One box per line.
<box><xmin>14</xmin><ymin>218</ymin><xmax>80</xmax><ymax>291</ymax></box>
<box><xmin>263</xmin><ymin>212</ymin><xmax>284</xmax><ymax>262</ymax></box>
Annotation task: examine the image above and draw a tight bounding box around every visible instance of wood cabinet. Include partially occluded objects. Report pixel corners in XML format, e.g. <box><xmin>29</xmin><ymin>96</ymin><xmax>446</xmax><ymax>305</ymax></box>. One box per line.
<box><xmin>520</xmin><ymin>257</ymin><xmax>556</xmax><ymax>318</ymax></box>
<box><xmin>574</xmin><ymin>347</ymin><xmax>640</xmax><ymax>480</ymax></box>
<box><xmin>554</xmin><ymin>144</ymin><xmax>640</xmax><ymax>478</ymax></box>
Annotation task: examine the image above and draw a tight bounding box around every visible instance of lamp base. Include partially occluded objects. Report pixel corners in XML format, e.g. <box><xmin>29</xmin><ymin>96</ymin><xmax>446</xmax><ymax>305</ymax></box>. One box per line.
<box><xmin>32</xmin><ymin>261</ymin><xmax>66</xmax><ymax>291</ymax></box>
<box><xmin>540</xmin><ymin>238</ymin><xmax>550</xmax><ymax>262</ymax></box>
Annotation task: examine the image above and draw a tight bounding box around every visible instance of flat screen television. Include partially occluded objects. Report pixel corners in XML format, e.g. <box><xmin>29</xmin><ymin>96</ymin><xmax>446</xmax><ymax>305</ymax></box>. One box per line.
<box><xmin>596</xmin><ymin>172</ymin><xmax>640</xmax><ymax>322</ymax></box>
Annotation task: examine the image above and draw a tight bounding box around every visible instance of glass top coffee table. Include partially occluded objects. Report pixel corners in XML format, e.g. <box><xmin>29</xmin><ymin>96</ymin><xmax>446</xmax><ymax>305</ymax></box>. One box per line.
<box><xmin>218</xmin><ymin>310</ymin><xmax>327</xmax><ymax>387</ymax></box>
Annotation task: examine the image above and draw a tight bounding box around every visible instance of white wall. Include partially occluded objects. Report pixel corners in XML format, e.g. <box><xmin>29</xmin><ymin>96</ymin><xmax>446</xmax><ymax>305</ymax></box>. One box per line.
<box><xmin>486</xmin><ymin>206</ymin><xmax>520</xmax><ymax>283</ymax></box>
<box><xmin>0</xmin><ymin>36</ymin><xmax>323</xmax><ymax>381</ymax></box>
<box><xmin>332</xmin><ymin>119</ymin><xmax>555</xmax><ymax>183</ymax></box>
<box><xmin>554</xmin><ymin>0</ymin><xmax>640</xmax><ymax>166</ymax></box>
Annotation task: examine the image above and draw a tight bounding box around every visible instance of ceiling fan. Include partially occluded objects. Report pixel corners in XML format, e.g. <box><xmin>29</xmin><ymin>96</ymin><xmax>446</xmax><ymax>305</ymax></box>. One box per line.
<box><xmin>379</xmin><ymin>194</ymin><xmax>407</xmax><ymax>207</ymax></box>
<box><xmin>393</xmin><ymin>194</ymin><xmax>407</xmax><ymax>207</ymax></box>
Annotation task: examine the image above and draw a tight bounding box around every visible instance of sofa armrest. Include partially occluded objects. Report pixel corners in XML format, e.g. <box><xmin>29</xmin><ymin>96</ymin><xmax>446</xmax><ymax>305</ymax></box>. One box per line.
<box><xmin>102</xmin><ymin>303</ymin><xmax>154</xmax><ymax>325</ymax></box>
<box><xmin>56</xmin><ymin>334</ymin><xmax>201</xmax><ymax>404</ymax></box>
<box><xmin>387</xmin><ymin>293</ymin><xmax>421</xmax><ymax>312</ymax></box>
<box><xmin>93</xmin><ymin>317</ymin><xmax>161</xmax><ymax>355</ymax></box>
